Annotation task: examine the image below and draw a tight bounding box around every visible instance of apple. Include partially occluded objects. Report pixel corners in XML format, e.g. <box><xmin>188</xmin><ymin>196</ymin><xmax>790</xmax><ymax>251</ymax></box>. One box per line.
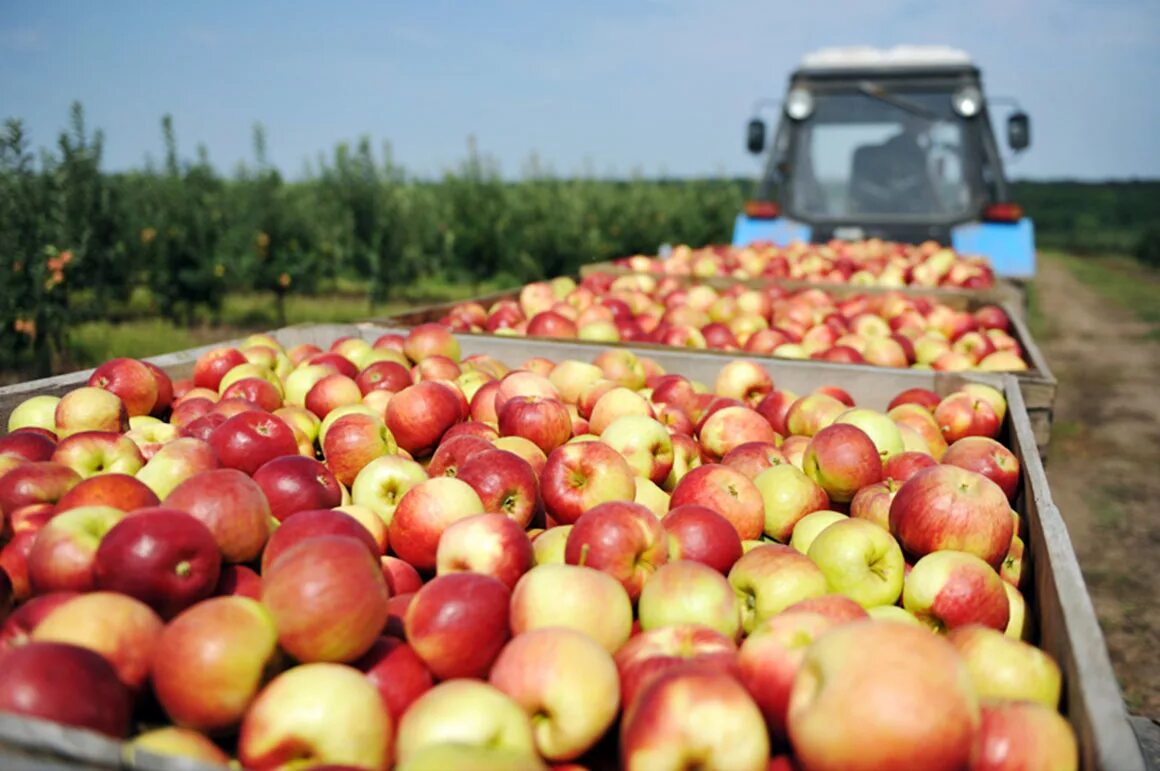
<box><xmin>0</xmin><ymin>640</ymin><xmax>134</xmax><ymax>738</ymax></box>
<box><xmin>261</xmin><ymin>508</ymin><xmax>379</xmax><ymax>574</ymax></box>
<box><xmin>721</xmin><ymin>442</ymin><xmax>786</xmax><ymax>481</ymax></box>
<box><xmin>0</xmin><ymin>430</ymin><xmax>56</xmax><ymax>462</ymax></box>
<box><xmin>150</xmin><ymin>595</ymin><xmax>281</xmax><ymax>733</ymax></box>
<box><xmin>699</xmin><ymin>405</ymin><xmax>780</xmax><ymax>462</ymax></box>
<box><xmin>389</xmin><ymin>476</ymin><xmax>486</xmax><ymax>572</ymax></box>
<box><xmin>787</xmin><ymin>620</ymin><xmax>979</xmax><ymax>771</ymax></box>
<box><xmin>238</xmin><ymin>662</ymin><xmax>392</xmax><ymax>770</ymax></box>
<box><xmin>350</xmin><ymin>454</ymin><xmax>429</xmax><ymax>528</ymax></box>
<box><xmin>806</xmin><ymin>518</ymin><xmax>905</xmax><ymax>608</ymax></box>
<box><xmin>540</xmin><ymin>441</ymin><xmax>637</xmax><ymax>526</ymax></box>
<box><xmin>193</xmin><ymin>347</ymin><xmax>249</xmax><ymax>391</ymax></box>
<box><xmin>889</xmin><ymin>403</ymin><xmax>949</xmax><ymax>460</ymax></box>
<box><xmin>393</xmin><ymin>679</ymin><xmax>536</xmax><ymax>765</ymax></box>
<box><xmin>489</xmin><ymin>627</ymin><xmax>621</xmax><ymax>762</ymax></box>
<box><xmin>946</xmin><ymin>624</ymin><xmax>1062</xmax><ymax>707</ymax></box>
<box><xmin>903</xmin><ymin>551</ymin><xmax>1010</xmax><ymax>632</ymax></box>
<box><xmin>88</xmin><ymin>357</ymin><xmax>159</xmax><ymax>417</ymax></box>
<box><xmin>784</xmin><ymin>392</ymin><xmax>846</xmax><ymax>438</ymax></box>
<box><xmin>32</xmin><ymin>591</ymin><xmax>164</xmax><ymax>690</ymax></box>
<box><xmin>847</xmin><ymin>479</ymin><xmax>901</xmax><ymax>530</ymax></box>
<box><xmin>403</xmin><ymin>322</ymin><xmax>462</xmax><ymax>362</ymax></box>
<box><xmin>7</xmin><ymin>395</ymin><xmax>61</xmax><ymax>433</ymax></box>
<box><xmin>738</xmin><ymin>610</ymin><xmax>838</xmax><ymax>743</ymax></box>
<box><xmin>564</xmin><ymin>500</ymin><xmax>669</xmax><ymax>601</ymax></box>
<box><xmin>509</xmin><ymin>563</ymin><xmax>633</xmax><ymax>654</ymax></box>
<box><xmin>530</xmin><ymin>525</ymin><xmax>571</xmax><ymax>565</ymax></box>
<box><xmin>890</xmin><ymin>465</ymin><xmax>1013</xmax><ymax>569</ymax></box>
<box><xmin>318</xmin><ymin>413</ymin><xmax>395</xmax><ymax>487</ymax></box>
<box><xmin>961</xmin><ymin>383</ymin><xmax>1008</xmax><ymax>424</ymax></box>
<box><xmin>802</xmin><ymin>423</ymin><xmax>882</xmax><ymax>504</ymax></box>
<box><xmin>93</xmin><ymin>507</ymin><xmax>221</xmax><ymax>619</ymax></box>
<box><xmin>405</xmin><ymin>572</ymin><xmax>511</xmax><ymax>679</ymax></box>
<box><xmin>252</xmin><ymin>455</ymin><xmax>343</xmax><ymax>523</ymax></box>
<box><xmin>888</xmin><ymin>387</ymin><xmax>942</xmax><ymax>413</ymax></box>
<box><xmin>0</xmin><ymin>460</ymin><xmax>81</xmax><ymax>514</ymax></box>
<box><xmin>594</xmin><ymin>348</ymin><xmax>647</xmax><ymax>390</ymax></box>
<box><xmin>425</xmin><ymin>433</ymin><xmax>491</xmax><ymax>478</ymax></box>
<box><xmin>781</xmin><ymin>593</ymin><xmax>871</xmax><ymax>624</ymax></box>
<box><xmin>164</xmin><ymin>468</ymin><xmax>273</xmax><ymax>563</ymax></box>
<box><xmin>436</xmin><ymin>513</ymin><xmax>534</xmax><ymax>590</ymax></box>
<box><xmin>714</xmin><ymin>360</ymin><xmax>774</xmax><ymax>406</ymax></box>
<box><xmin>755</xmin><ymin>389</ymin><xmax>799</xmax><ymax>436</ymax></box>
<box><xmin>613</xmin><ymin>623</ymin><xmax>738</xmax><ymax>711</ymax></box>
<box><xmin>127</xmin><ymin>727</ymin><xmax>232</xmax><ymax>766</ymax></box>
<box><xmin>54</xmin><ymin>386</ymin><xmax>129</xmax><ymax>438</ymax></box>
<box><xmin>942</xmin><ymin>436</ymin><xmax>1021</xmax><ymax>502</ymax></box>
<box><xmin>934</xmin><ymin>392</ymin><xmax>1001</xmax><ymax>443</ymax></box>
<box><xmin>669</xmin><ymin>464</ymin><xmax>764</xmax><ymax>542</ymax></box>
<box><xmin>589</xmin><ymin>387</ymin><xmax>654</xmax><ymax>436</ymax></box>
<box><xmin>728</xmin><ymin>544</ymin><xmax>828</xmax><ymax>634</ymax></box>
<box><xmin>638</xmin><ymin>559</ymin><xmax>741</xmax><ymax>640</ymax></box>
<box><xmin>1002</xmin><ymin>534</ymin><xmax>1025</xmax><ymax>588</ymax></box>
<box><xmin>661</xmin><ymin>504</ymin><xmax>744</xmax><ymax>575</ymax></box>
<box><xmin>351</xmin><ymin>636</ymin><xmax>434</xmax><ymax>734</ymax></box>
<box><xmin>600</xmin><ymin>415</ymin><xmax>674</xmax><ymax>485</ymax></box>
<box><xmin>27</xmin><ymin>505</ymin><xmax>126</xmax><ymax>594</ymax></box>
<box><xmin>833</xmin><ymin>407</ymin><xmax>904</xmax><ymax>461</ymax></box>
<box><xmin>620</xmin><ymin>667</ymin><xmax>769</xmax><ymax>771</ymax></box>
<box><xmin>262</xmin><ymin>534</ymin><xmax>389</xmax><ymax>663</ymax></box>
<box><xmin>881</xmin><ymin>451</ymin><xmax>937</xmax><ymax>483</ymax></box>
<box><xmin>215</xmin><ymin>563</ymin><xmax>262</xmax><ymax>599</ymax></box>
<box><xmin>498</xmin><ymin>395</ymin><xmax>573</xmax><ymax>455</ymax></box>
<box><xmin>0</xmin><ymin>591</ymin><xmax>78</xmax><ymax>652</ymax></box>
<box><xmin>970</xmin><ymin>699</ymin><xmax>1078</xmax><ymax>771</ymax></box>
<box><xmin>53</xmin><ymin>472</ymin><xmax>157</xmax><ymax>516</ymax></box>
<box><xmin>788</xmin><ymin>509</ymin><xmax>849</xmax><ymax>554</ymax></box>
<box><xmin>752</xmin><ymin>463</ymin><xmax>830</xmax><ymax>542</ymax></box>
<box><xmin>386</xmin><ymin>380</ymin><xmax>464</xmax><ymax>457</ymax></box>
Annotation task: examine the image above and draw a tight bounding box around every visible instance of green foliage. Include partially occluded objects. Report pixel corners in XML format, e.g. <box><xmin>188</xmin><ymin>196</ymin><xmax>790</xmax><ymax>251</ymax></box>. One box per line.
<box><xmin>1012</xmin><ymin>180</ymin><xmax>1160</xmax><ymax>255</ymax></box>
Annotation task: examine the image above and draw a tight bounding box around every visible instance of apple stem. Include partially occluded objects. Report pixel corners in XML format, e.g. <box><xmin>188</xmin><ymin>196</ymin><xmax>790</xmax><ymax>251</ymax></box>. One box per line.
<box><xmin>175</xmin><ymin>560</ymin><xmax>191</xmax><ymax>578</ymax></box>
<box><xmin>577</xmin><ymin>543</ymin><xmax>590</xmax><ymax>567</ymax></box>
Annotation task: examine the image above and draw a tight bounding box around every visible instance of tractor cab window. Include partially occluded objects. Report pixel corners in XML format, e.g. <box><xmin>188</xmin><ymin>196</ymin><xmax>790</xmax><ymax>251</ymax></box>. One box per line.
<box><xmin>785</xmin><ymin>89</ymin><xmax>980</xmax><ymax>221</ymax></box>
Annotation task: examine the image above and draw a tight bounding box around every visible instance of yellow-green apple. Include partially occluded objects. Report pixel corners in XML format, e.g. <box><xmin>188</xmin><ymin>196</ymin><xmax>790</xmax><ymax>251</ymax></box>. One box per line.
<box><xmin>1003</xmin><ymin>583</ymin><xmax>1029</xmax><ymax>640</ymax></box>
<box><xmin>27</xmin><ymin>505</ymin><xmax>126</xmax><ymax>594</ymax></box>
<box><xmin>549</xmin><ymin>360</ymin><xmax>605</xmax><ymax>404</ymax></box>
<box><xmin>404</xmin><ymin>322</ymin><xmax>461</xmax><ymax>362</ymax></box>
<box><xmin>283</xmin><ymin>363</ymin><xmax>337</xmax><ymax>408</ymax></box>
<box><xmin>728</xmin><ymin>544</ymin><xmax>828</xmax><ymax>634</ymax></box>
<box><xmin>436</xmin><ymin>513</ymin><xmax>533</xmax><ymax>590</ymax></box>
<box><xmin>738</xmin><ymin>610</ymin><xmax>838</xmax><ymax>744</ymax></box>
<box><xmin>0</xmin><ymin>640</ymin><xmax>134</xmax><ymax>738</ymax></box>
<box><xmin>903</xmin><ymin>551</ymin><xmax>1010</xmax><ymax>631</ymax></box>
<box><xmin>661</xmin><ymin>504</ymin><xmax>743</xmax><ymax>574</ymax></box>
<box><xmin>540</xmin><ymin>441</ymin><xmax>636</xmax><ymax>525</ymax></box>
<box><xmin>889</xmin><ymin>403</ymin><xmax>949</xmax><ymax>459</ymax></box>
<box><xmin>721</xmin><ymin>441</ymin><xmax>786</xmax><ymax>481</ymax></box>
<box><xmin>802</xmin><ymin>424</ymin><xmax>882</xmax><ymax>504</ymax></box>
<box><xmin>848</xmin><ymin>479</ymin><xmax>901</xmax><ymax>530</ymax></box>
<box><xmin>978</xmin><ymin>350</ymin><xmax>1029</xmax><ymax>371</ymax></box>
<box><xmin>881</xmin><ymin>451</ymin><xmax>937</xmax><ymax>483</ymax></box>
<box><xmin>601</xmin><ymin>415</ymin><xmax>674</xmax><ymax>484</ymax></box>
<box><xmin>755</xmin><ymin>389</ymin><xmax>799</xmax><ymax>436</ymax></box>
<box><xmin>7</xmin><ymin>395</ymin><xmax>61</xmax><ymax>433</ymax></box>
<box><xmin>669</xmin><ymin>464</ymin><xmax>764</xmax><ymax>542</ymax></box>
<box><xmin>394</xmin><ymin>679</ymin><xmax>536</xmax><ymax>765</ymax></box>
<box><xmin>784</xmin><ymin>392</ymin><xmax>846</xmax><ymax>437</ymax></box>
<box><xmin>1001</xmin><ymin>534</ymin><xmax>1025</xmax><ymax>588</ymax></box>
<box><xmin>946</xmin><ymin>624</ymin><xmax>1062</xmax><ymax>707</ymax></box>
<box><xmin>638</xmin><ymin>559</ymin><xmax>741</xmax><ymax>639</ymax></box>
<box><xmin>960</xmin><ymin>383</ymin><xmax>1007</xmax><ymax>424</ymax></box>
<box><xmin>164</xmin><ymin>468</ymin><xmax>272</xmax><ymax>563</ymax></box>
<box><xmin>788</xmin><ymin>509</ymin><xmax>848</xmax><ymax>554</ymax></box>
<box><xmin>807</xmin><ymin>518</ymin><xmax>905</xmax><ymax>608</ymax></box>
<box><xmin>127</xmin><ymin>726</ymin><xmax>232</xmax><ymax>766</ymax></box>
<box><xmin>238</xmin><ymin>662</ymin><xmax>392</xmax><ymax>770</ymax></box>
<box><xmin>124</xmin><ymin>416</ymin><xmax>179</xmax><ymax>460</ymax></box>
<box><xmin>93</xmin><ymin>508</ymin><xmax>221</xmax><ymax>619</ymax></box>
<box><xmin>388</xmin><ymin>476</ymin><xmax>485</xmax><ymax>571</ymax></box>
<box><xmin>262</xmin><ymin>534</ymin><xmax>389</xmax><ymax>663</ymax></box>
<box><xmin>498</xmin><ymin>396</ymin><xmax>572</xmax><ymax>455</ymax></box>
<box><xmin>634</xmin><ymin>476</ymin><xmax>670</xmax><ymax>517</ymax></box>
<box><xmin>204</xmin><ymin>411</ymin><xmax>296</xmax><ymax>477</ymax></box>
<box><xmin>531</xmin><ymin>525</ymin><xmax>572</xmax><ymax>565</ymax></box>
<box><xmin>713</xmin><ymin>360</ymin><xmax>774</xmax><ymax>406</ymax></box>
<box><xmin>352</xmin><ymin>636</ymin><xmax>433</xmax><ymax>731</ymax></box>
<box><xmin>934</xmin><ymin>392</ymin><xmax>1001</xmax><ymax>443</ymax></box>
<box><xmin>898</xmin><ymin>423</ymin><xmax>937</xmax><ymax>455</ymax></box>
<box><xmin>594</xmin><ymin>348</ymin><xmax>647</xmax><ymax>390</ymax></box>
<box><xmin>252</xmin><ymin>455</ymin><xmax>342</xmax><ymax>522</ymax></box>
<box><xmin>971</xmin><ymin>699</ymin><xmax>1078</xmax><ymax>771</ymax></box>
<box><xmin>350</xmin><ymin>454</ymin><xmax>428</xmax><ymax>528</ymax></box>
<box><xmin>87</xmin><ymin>357</ymin><xmax>158</xmax><ymax>417</ymax></box>
<box><xmin>489</xmin><ymin>627</ymin><xmax>621</xmax><ymax>761</ymax></box>
<box><xmin>787</xmin><ymin>620</ymin><xmax>979</xmax><ymax>771</ymax></box>
<box><xmin>752</xmin><ymin>463</ymin><xmax>830</xmax><ymax>542</ymax></box>
<box><xmin>150</xmin><ymin>596</ymin><xmax>280</xmax><ymax>733</ymax></box>
<box><xmin>321</xmin><ymin>412</ymin><xmax>396</xmax><ymax>487</ymax></box>
<box><xmin>386</xmin><ymin>381</ymin><xmax>464</xmax><ymax>457</ymax></box>
<box><xmin>862</xmin><ymin>336</ymin><xmax>909</xmax><ymax>368</ymax></box>
<box><xmin>889</xmin><ymin>465</ymin><xmax>1013</xmax><ymax>569</ymax></box>
<box><xmin>662</xmin><ymin>432</ymin><xmax>702</xmax><ymax>492</ymax></box>
<box><xmin>564</xmin><ymin>500</ymin><xmax>669</xmax><ymax>601</ymax></box>
<box><xmin>405</xmin><ymin>572</ymin><xmax>511</xmax><ymax>679</ymax></box>
<box><xmin>589</xmin><ymin>387</ymin><xmax>654</xmax><ymax>435</ymax></box>
<box><xmin>781</xmin><ymin>593</ymin><xmax>871</xmax><ymax>623</ymax></box>
<box><xmin>32</xmin><ymin>591</ymin><xmax>164</xmax><ymax>690</ymax></box>
<box><xmin>620</xmin><ymin>667</ymin><xmax>769</xmax><ymax>771</ymax></box>
<box><xmin>699</xmin><ymin>406</ymin><xmax>780</xmax><ymax>462</ymax></box>
<box><xmin>0</xmin><ymin>460</ymin><xmax>81</xmax><ymax>513</ymax></box>
<box><xmin>833</xmin><ymin>407</ymin><xmax>904</xmax><ymax>461</ymax></box>
<box><xmin>866</xmin><ymin>604</ymin><xmax>923</xmax><ymax>626</ymax></box>
<box><xmin>260</xmin><ymin>508</ymin><xmax>379</xmax><ymax>574</ymax></box>
<box><xmin>575</xmin><ymin>378</ymin><xmax>617</xmax><ymax>421</ymax></box>
<box><xmin>614</xmin><ymin>624</ymin><xmax>738</xmax><ymax>710</ymax></box>
<box><xmin>942</xmin><ymin>436</ymin><xmax>1020</xmax><ymax>503</ymax></box>
<box><xmin>48</xmin><ymin>430</ymin><xmax>144</xmax><ymax>479</ymax></box>
<box><xmin>510</xmin><ymin>563</ymin><xmax>633</xmax><ymax>653</ymax></box>
<box><xmin>332</xmin><ymin>503</ymin><xmax>389</xmax><ymax>554</ymax></box>
<box><xmin>394</xmin><ymin>742</ymin><xmax>547</xmax><ymax>771</ymax></box>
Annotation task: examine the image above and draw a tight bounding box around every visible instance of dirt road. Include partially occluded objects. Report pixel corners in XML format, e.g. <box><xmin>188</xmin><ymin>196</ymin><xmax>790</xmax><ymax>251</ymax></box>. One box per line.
<box><xmin>1032</xmin><ymin>254</ymin><xmax>1160</xmax><ymax>718</ymax></box>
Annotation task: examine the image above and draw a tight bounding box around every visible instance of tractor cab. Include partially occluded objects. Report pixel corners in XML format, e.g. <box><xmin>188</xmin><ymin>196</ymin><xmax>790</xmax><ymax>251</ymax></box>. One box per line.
<box><xmin>736</xmin><ymin>46</ymin><xmax>1035</xmax><ymax>279</ymax></box>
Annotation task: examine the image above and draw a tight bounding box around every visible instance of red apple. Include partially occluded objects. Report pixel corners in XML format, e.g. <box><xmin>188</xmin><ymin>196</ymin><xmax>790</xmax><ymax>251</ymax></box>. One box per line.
<box><xmin>540</xmin><ymin>441</ymin><xmax>637</xmax><ymax>526</ymax></box>
<box><xmin>669</xmin><ymin>464</ymin><xmax>764</xmax><ymax>542</ymax></box>
<box><xmin>0</xmin><ymin>460</ymin><xmax>81</xmax><ymax>515</ymax></box>
<box><xmin>381</xmin><ymin>555</ymin><xmax>423</xmax><ymax>596</ymax></box>
<box><xmin>0</xmin><ymin>591</ymin><xmax>78</xmax><ymax>652</ymax></box>
<box><xmin>55</xmin><ymin>472</ymin><xmax>159</xmax><ymax>513</ymax></box>
<box><xmin>780</xmin><ymin>593</ymin><xmax>871</xmax><ymax>624</ymax></box>
<box><xmin>386</xmin><ymin>380</ymin><xmax>464</xmax><ymax>457</ymax></box>
<box><xmin>564</xmin><ymin>501</ymin><xmax>669</xmax><ymax>601</ymax></box>
<box><xmin>970</xmin><ymin>699</ymin><xmax>1078</xmax><ymax>771</ymax></box>
<box><xmin>881</xmin><ymin>451</ymin><xmax>937</xmax><ymax>483</ymax></box>
<box><xmin>0</xmin><ymin>430</ymin><xmax>56</xmax><ymax>462</ymax></box>
<box><xmin>661</xmin><ymin>504</ymin><xmax>744</xmax><ymax>575</ymax></box>
<box><xmin>27</xmin><ymin>505</ymin><xmax>126</xmax><ymax>594</ymax></box>
<box><xmin>456</xmin><ymin>448</ymin><xmax>541</xmax><ymax>529</ymax></box>
<box><xmin>942</xmin><ymin>436</ymin><xmax>1021</xmax><ymax>502</ymax></box>
<box><xmin>208</xmin><ymin>411</ymin><xmax>298</xmax><ymax>476</ymax></box>
<box><xmin>934</xmin><ymin>392</ymin><xmax>1002</xmax><ymax>443</ymax></box>
<box><xmin>164</xmin><ymin>468</ymin><xmax>273</xmax><ymax>563</ymax></box>
<box><xmin>352</xmin><ymin>636</ymin><xmax>434</xmax><ymax>730</ymax></box>
<box><xmin>252</xmin><ymin>455</ymin><xmax>343</xmax><ymax>523</ymax></box>
<box><xmin>904</xmin><ymin>551</ymin><xmax>1010</xmax><ymax>632</ymax></box>
<box><xmin>193</xmin><ymin>347</ymin><xmax>249</xmax><ymax>391</ymax></box>
<box><xmin>261</xmin><ymin>508</ymin><xmax>379</xmax><ymax>574</ymax></box>
<box><xmin>215</xmin><ymin>563</ymin><xmax>262</xmax><ymax>599</ymax></box>
<box><xmin>436</xmin><ymin>513</ymin><xmax>534</xmax><ymax>590</ymax></box>
<box><xmin>425</xmin><ymin>433</ymin><xmax>492</xmax><ymax>478</ymax></box>
<box><xmin>405</xmin><ymin>572</ymin><xmax>511</xmax><ymax>679</ymax></box>
<box><xmin>404</xmin><ymin>323</ymin><xmax>461</xmax><ymax>362</ymax></box>
<box><xmin>88</xmin><ymin>357</ymin><xmax>159</xmax><ymax>417</ymax></box>
<box><xmin>802</xmin><ymin>424</ymin><xmax>882</xmax><ymax>504</ymax></box>
<box><xmin>388</xmin><ymin>476</ymin><xmax>485</xmax><ymax>572</ymax></box>
<box><xmin>614</xmin><ymin>624</ymin><xmax>739</xmax><ymax>712</ymax></box>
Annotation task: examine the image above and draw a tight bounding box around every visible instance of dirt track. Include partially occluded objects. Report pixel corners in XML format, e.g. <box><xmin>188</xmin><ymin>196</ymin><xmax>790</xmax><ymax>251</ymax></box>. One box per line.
<box><xmin>1033</xmin><ymin>255</ymin><xmax>1160</xmax><ymax>718</ymax></box>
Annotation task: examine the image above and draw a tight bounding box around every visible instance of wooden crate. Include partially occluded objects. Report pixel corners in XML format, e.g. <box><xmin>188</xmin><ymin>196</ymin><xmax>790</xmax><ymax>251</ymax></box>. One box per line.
<box><xmin>0</xmin><ymin>324</ymin><xmax>1144</xmax><ymax>770</ymax></box>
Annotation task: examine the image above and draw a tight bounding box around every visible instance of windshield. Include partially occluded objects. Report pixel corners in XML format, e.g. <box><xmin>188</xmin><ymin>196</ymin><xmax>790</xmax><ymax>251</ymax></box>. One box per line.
<box><xmin>784</xmin><ymin>88</ymin><xmax>982</xmax><ymax>221</ymax></box>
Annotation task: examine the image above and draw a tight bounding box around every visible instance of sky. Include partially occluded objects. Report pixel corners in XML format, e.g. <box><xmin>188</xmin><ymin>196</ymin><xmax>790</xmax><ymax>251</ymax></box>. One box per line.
<box><xmin>2</xmin><ymin>0</ymin><xmax>1158</xmax><ymax>181</ymax></box>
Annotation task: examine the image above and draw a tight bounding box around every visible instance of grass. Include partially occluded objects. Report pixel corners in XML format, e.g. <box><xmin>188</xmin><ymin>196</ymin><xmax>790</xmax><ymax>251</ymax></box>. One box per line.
<box><xmin>1040</xmin><ymin>250</ymin><xmax>1160</xmax><ymax>340</ymax></box>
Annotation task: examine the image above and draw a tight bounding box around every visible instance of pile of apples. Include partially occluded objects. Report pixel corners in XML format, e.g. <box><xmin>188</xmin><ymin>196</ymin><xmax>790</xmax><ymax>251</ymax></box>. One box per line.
<box><xmin>437</xmin><ymin>274</ymin><xmax>1029</xmax><ymax>372</ymax></box>
<box><xmin>0</xmin><ymin>324</ymin><xmax>1077</xmax><ymax>770</ymax></box>
<box><xmin>609</xmin><ymin>239</ymin><xmax>996</xmax><ymax>289</ymax></box>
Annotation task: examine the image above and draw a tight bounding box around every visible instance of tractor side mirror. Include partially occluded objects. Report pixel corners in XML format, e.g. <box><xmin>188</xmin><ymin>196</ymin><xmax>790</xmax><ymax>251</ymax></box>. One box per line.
<box><xmin>747</xmin><ymin>119</ymin><xmax>767</xmax><ymax>155</ymax></box>
<box><xmin>1007</xmin><ymin>112</ymin><xmax>1030</xmax><ymax>151</ymax></box>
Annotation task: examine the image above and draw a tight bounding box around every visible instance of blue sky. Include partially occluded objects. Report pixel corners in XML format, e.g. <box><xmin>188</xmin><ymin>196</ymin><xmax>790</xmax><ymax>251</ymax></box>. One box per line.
<box><xmin>2</xmin><ymin>0</ymin><xmax>1158</xmax><ymax>181</ymax></box>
